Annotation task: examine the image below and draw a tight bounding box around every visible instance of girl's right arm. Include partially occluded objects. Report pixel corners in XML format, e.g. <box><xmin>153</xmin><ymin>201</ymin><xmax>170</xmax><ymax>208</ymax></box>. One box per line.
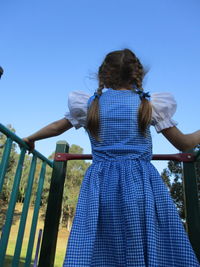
<box><xmin>23</xmin><ymin>91</ymin><xmax>90</xmax><ymax>152</ymax></box>
<box><xmin>23</xmin><ymin>118</ymin><xmax>73</xmax><ymax>151</ymax></box>
<box><xmin>161</xmin><ymin>126</ymin><xmax>200</xmax><ymax>152</ymax></box>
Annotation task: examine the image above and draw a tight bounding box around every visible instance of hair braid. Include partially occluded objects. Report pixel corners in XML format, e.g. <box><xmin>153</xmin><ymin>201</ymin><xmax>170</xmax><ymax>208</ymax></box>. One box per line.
<box><xmin>86</xmin><ymin>81</ymin><xmax>104</xmax><ymax>139</ymax></box>
<box><xmin>133</xmin><ymin>60</ymin><xmax>152</xmax><ymax>135</ymax></box>
<box><xmin>97</xmin><ymin>80</ymin><xmax>104</xmax><ymax>95</ymax></box>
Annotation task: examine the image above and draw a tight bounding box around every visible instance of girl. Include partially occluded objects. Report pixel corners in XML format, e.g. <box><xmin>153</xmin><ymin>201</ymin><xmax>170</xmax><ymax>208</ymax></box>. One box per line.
<box><xmin>24</xmin><ymin>49</ymin><xmax>200</xmax><ymax>266</ymax></box>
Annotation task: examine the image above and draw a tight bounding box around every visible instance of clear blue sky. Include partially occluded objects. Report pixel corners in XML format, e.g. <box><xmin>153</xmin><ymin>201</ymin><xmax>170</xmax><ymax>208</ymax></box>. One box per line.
<box><xmin>1</xmin><ymin>0</ymin><xmax>200</xmax><ymax>172</ymax></box>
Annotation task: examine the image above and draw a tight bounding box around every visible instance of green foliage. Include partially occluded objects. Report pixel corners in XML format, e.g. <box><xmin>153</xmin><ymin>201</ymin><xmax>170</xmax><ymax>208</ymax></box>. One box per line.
<box><xmin>18</xmin><ymin>154</ymin><xmax>32</xmax><ymax>203</ymax></box>
<box><xmin>161</xmin><ymin>161</ymin><xmax>185</xmax><ymax>220</ymax></box>
<box><xmin>39</xmin><ymin>163</ymin><xmax>52</xmax><ymax>218</ymax></box>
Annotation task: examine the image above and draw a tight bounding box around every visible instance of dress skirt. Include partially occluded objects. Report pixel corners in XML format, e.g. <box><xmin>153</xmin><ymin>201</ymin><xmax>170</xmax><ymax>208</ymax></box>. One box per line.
<box><xmin>63</xmin><ymin>159</ymin><xmax>200</xmax><ymax>267</ymax></box>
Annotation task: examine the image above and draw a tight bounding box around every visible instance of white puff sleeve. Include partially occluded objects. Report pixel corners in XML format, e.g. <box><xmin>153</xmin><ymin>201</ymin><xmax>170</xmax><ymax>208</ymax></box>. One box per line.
<box><xmin>64</xmin><ymin>91</ymin><xmax>90</xmax><ymax>129</ymax></box>
<box><xmin>151</xmin><ymin>92</ymin><xmax>178</xmax><ymax>133</ymax></box>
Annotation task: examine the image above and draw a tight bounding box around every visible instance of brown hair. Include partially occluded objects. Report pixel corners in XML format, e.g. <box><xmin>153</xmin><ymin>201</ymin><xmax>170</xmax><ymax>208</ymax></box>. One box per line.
<box><xmin>86</xmin><ymin>49</ymin><xmax>152</xmax><ymax>139</ymax></box>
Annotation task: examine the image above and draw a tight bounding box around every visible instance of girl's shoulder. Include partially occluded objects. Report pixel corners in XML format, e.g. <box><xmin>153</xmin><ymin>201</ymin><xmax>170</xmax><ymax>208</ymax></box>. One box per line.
<box><xmin>68</xmin><ymin>91</ymin><xmax>91</xmax><ymax>108</ymax></box>
<box><xmin>151</xmin><ymin>92</ymin><xmax>176</xmax><ymax>106</ymax></box>
<box><xmin>64</xmin><ymin>91</ymin><xmax>91</xmax><ymax>129</ymax></box>
<box><xmin>150</xmin><ymin>92</ymin><xmax>178</xmax><ymax>133</ymax></box>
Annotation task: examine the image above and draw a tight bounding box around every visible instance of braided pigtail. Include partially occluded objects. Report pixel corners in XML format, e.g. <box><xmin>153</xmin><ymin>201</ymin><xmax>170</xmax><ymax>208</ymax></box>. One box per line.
<box><xmin>86</xmin><ymin>81</ymin><xmax>104</xmax><ymax>140</ymax></box>
<box><xmin>138</xmin><ymin>96</ymin><xmax>152</xmax><ymax>135</ymax></box>
<box><xmin>132</xmin><ymin>60</ymin><xmax>152</xmax><ymax>135</ymax></box>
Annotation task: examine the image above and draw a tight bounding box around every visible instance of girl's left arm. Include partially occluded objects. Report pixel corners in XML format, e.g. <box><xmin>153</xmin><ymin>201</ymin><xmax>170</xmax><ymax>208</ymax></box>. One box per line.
<box><xmin>23</xmin><ymin>118</ymin><xmax>73</xmax><ymax>151</ymax></box>
<box><xmin>161</xmin><ymin>126</ymin><xmax>200</xmax><ymax>152</ymax></box>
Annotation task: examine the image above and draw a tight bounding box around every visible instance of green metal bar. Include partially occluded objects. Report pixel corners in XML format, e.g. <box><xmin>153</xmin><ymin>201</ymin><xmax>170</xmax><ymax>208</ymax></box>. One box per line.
<box><xmin>12</xmin><ymin>155</ymin><xmax>37</xmax><ymax>267</ymax></box>
<box><xmin>0</xmin><ymin>147</ymin><xmax>26</xmax><ymax>265</ymax></box>
<box><xmin>38</xmin><ymin>141</ymin><xmax>69</xmax><ymax>267</ymax></box>
<box><xmin>0</xmin><ymin>137</ymin><xmax>13</xmax><ymax>192</ymax></box>
<box><xmin>25</xmin><ymin>161</ymin><xmax>47</xmax><ymax>267</ymax></box>
<box><xmin>0</xmin><ymin>123</ymin><xmax>53</xmax><ymax>167</ymax></box>
<box><xmin>195</xmin><ymin>149</ymin><xmax>200</xmax><ymax>161</ymax></box>
<box><xmin>182</xmin><ymin>160</ymin><xmax>200</xmax><ymax>262</ymax></box>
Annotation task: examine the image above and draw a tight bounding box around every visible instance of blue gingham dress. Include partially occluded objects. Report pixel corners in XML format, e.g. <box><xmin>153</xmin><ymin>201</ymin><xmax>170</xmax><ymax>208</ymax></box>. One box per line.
<box><xmin>63</xmin><ymin>89</ymin><xmax>200</xmax><ymax>267</ymax></box>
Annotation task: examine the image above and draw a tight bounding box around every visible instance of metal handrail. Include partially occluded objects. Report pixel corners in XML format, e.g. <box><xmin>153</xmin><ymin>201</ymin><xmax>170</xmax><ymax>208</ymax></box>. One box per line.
<box><xmin>0</xmin><ymin>123</ymin><xmax>53</xmax><ymax>167</ymax></box>
<box><xmin>54</xmin><ymin>152</ymin><xmax>196</xmax><ymax>162</ymax></box>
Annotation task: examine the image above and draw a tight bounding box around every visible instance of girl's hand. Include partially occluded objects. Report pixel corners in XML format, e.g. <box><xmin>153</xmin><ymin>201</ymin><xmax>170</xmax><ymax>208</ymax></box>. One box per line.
<box><xmin>23</xmin><ymin>137</ymin><xmax>35</xmax><ymax>153</ymax></box>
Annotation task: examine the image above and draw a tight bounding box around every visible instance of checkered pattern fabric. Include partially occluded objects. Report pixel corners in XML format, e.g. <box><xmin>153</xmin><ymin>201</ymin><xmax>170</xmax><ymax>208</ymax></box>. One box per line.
<box><xmin>63</xmin><ymin>89</ymin><xmax>200</xmax><ymax>266</ymax></box>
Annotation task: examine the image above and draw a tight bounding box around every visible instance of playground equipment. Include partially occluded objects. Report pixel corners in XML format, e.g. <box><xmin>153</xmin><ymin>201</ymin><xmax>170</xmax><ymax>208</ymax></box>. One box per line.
<box><xmin>0</xmin><ymin>124</ymin><xmax>53</xmax><ymax>267</ymax></box>
<box><xmin>0</xmin><ymin>123</ymin><xmax>199</xmax><ymax>266</ymax></box>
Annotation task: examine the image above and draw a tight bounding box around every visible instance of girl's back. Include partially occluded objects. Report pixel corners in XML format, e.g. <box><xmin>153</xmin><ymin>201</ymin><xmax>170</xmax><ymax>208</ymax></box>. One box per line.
<box><xmin>90</xmin><ymin>89</ymin><xmax>152</xmax><ymax>161</ymax></box>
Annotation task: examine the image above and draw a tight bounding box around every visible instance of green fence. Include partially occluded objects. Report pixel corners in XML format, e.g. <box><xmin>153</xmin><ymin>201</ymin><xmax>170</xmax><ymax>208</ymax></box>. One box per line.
<box><xmin>0</xmin><ymin>123</ymin><xmax>53</xmax><ymax>266</ymax></box>
<box><xmin>0</xmin><ymin>123</ymin><xmax>200</xmax><ymax>266</ymax></box>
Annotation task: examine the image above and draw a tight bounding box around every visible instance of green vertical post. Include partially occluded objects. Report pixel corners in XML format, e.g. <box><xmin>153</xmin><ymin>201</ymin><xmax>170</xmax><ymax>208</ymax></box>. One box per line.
<box><xmin>12</xmin><ymin>155</ymin><xmax>37</xmax><ymax>267</ymax></box>
<box><xmin>0</xmin><ymin>148</ymin><xmax>26</xmax><ymax>265</ymax></box>
<box><xmin>25</xmin><ymin>161</ymin><xmax>47</xmax><ymax>267</ymax></box>
<box><xmin>196</xmin><ymin>150</ymin><xmax>200</xmax><ymax>161</ymax></box>
<box><xmin>182</xmin><ymin>159</ymin><xmax>200</xmax><ymax>262</ymax></box>
<box><xmin>38</xmin><ymin>141</ymin><xmax>69</xmax><ymax>267</ymax></box>
<box><xmin>0</xmin><ymin>137</ymin><xmax>13</xmax><ymax>192</ymax></box>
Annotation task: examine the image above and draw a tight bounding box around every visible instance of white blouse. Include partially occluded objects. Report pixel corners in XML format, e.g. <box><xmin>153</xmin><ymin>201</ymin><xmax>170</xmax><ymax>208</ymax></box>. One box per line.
<box><xmin>64</xmin><ymin>91</ymin><xmax>178</xmax><ymax>133</ymax></box>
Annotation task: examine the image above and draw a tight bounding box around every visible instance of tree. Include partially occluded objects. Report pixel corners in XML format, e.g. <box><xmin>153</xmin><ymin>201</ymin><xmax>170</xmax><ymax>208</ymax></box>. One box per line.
<box><xmin>0</xmin><ymin>125</ymin><xmax>18</xmax><ymax>230</ymax></box>
<box><xmin>39</xmin><ymin>144</ymin><xmax>90</xmax><ymax>231</ymax></box>
<box><xmin>161</xmin><ymin>149</ymin><xmax>200</xmax><ymax>222</ymax></box>
<box><xmin>18</xmin><ymin>154</ymin><xmax>34</xmax><ymax>203</ymax></box>
<box><xmin>0</xmin><ymin>125</ymin><xmax>18</xmax><ymax>203</ymax></box>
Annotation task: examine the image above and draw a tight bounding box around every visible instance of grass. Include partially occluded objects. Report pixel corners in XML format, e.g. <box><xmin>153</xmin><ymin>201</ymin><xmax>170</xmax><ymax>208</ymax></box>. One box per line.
<box><xmin>1</xmin><ymin>203</ymin><xmax>69</xmax><ymax>267</ymax></box>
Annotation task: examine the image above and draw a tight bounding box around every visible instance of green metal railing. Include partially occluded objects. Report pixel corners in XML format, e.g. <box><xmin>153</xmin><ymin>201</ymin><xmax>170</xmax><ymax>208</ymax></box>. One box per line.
<box><xmin>182</xmin><ymin>151</ymin><xmax>200</xmax><ymax>260</ymax></box>
<box><xmin>0</xmin><ymin>123</ymin><xmax>200</xmax><ymax>266</ymax></box>
<box><xmin>0</xmin><ymin>123</ymin><xmax>53</xmax><ymax>267</ymax></box>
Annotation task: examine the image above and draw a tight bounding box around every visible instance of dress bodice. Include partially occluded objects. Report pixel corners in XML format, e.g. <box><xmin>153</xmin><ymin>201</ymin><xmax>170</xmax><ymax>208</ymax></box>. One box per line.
<box><xmin>88</xmin><ymin>89</ymin><xmax>152</xmax><ymax>161</ymax></box>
